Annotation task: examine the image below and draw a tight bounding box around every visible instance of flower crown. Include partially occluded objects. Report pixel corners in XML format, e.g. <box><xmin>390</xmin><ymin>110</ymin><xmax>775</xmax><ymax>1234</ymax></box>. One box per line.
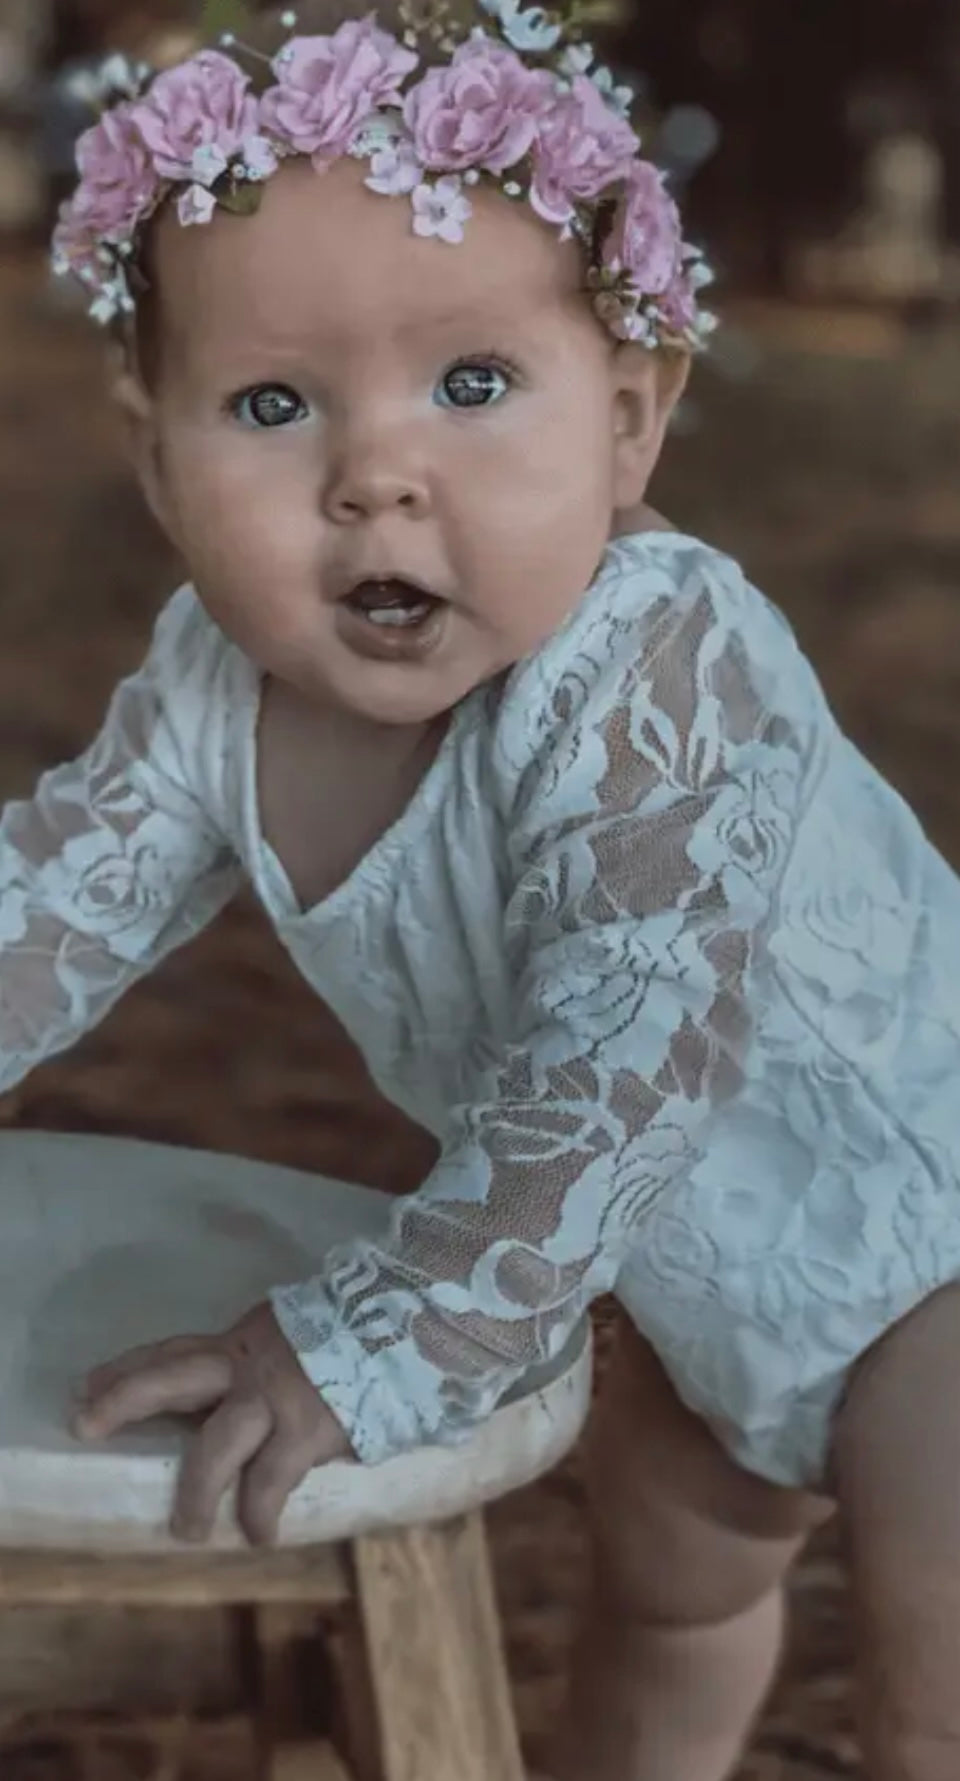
<box><xmin>52</xmin><ymin>0</ymin><xmax>716</xmax><ymax>349</ymax></box>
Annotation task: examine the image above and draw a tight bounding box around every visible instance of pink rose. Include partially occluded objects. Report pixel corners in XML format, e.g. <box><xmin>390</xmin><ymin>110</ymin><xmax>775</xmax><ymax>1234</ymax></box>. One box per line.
<box><xmin>603</xmin><ymin>160</ymin><xmax>682</xmax><ymax>295</ymax></box>
<box><xmin>65</xmin><ymin>101</ymin><xmax>158</xmax><ymax>243</ymax></box>
<box><xmin>530</xmin><ymin>75</ymin><xmax>639</xmax><ymax>226</ymax></box>
<box><xmin>135</xmin><ymin>50</ymin><xmax>259</xmax><ymax>182</ymax></box>
<box><xmin>260</xmin><ymin>20</ymin><xmax>418</xmax><ymax>166</ymax></box>
<box><xmin>404</xmin><ymin>38</ymin><xmax>553</xmax><ymax>175</ymax></box>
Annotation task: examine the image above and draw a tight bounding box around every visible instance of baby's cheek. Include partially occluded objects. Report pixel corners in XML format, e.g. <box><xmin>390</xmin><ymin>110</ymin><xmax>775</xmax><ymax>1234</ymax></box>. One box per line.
<box><xmin>169</xmin><ymin>440</ymin><xmax>312</xmax><ymax>575</ymax></box>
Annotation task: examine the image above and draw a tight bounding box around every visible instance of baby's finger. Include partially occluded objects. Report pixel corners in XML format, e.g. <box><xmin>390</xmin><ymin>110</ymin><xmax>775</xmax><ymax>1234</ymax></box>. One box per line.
<box><xmin>238</xmin><ymin>1430</ymin><xmax>315</xmax><ymax>1548</ymax></box>
<box><xmin>74</xmin><ymin>1349</ymin><xmax>233</xmax><ymax>1441</ymax></box>
<box><xmin>172</xmin><ymin>1392</ymin><xmax>272</xmax><ymax>1545</ymax></box>
<box><xmin>80</xmin><ymin>1336</ymin><xmax>204</xmax><ymax>1405</ymax></box>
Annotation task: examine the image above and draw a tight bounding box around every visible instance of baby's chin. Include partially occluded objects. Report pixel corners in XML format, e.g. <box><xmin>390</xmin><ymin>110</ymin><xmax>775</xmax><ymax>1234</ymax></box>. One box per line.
<box><xmin>300</xmin><ymin>628</ymin><xmax>511</xmax><ymax>731</ymax></box>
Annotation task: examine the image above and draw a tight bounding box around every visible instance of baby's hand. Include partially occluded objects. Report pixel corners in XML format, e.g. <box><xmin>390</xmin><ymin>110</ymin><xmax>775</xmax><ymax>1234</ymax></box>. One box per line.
<box><xmin>73</xmin><ymin>1303</ymin><xmax>352</xmax><ymax>1546</ymax></box>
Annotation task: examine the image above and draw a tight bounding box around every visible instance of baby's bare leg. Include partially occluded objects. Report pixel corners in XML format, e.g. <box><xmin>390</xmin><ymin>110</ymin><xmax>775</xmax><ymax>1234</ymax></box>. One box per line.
<box><xmin>552</xmin><ymin>1324</ymin><xmax>829</xmax><ymax>1781</ymax></box>
<box><xmin>834</xmin><ymin>1284</ymin><xmax>960</xmax><ymax>1780</ymax></box>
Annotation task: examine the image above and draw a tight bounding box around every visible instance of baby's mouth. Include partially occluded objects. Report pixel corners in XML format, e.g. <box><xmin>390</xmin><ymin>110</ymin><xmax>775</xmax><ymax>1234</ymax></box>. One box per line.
<box><xmin>343</xmin><ymin>577</ymin><xmax>442</xmax><ymax>630</ymax></box>
<box><xmin>334</xmin><ymin>577</ymin><xmax>449</xmax><ymax>662</ymax></box>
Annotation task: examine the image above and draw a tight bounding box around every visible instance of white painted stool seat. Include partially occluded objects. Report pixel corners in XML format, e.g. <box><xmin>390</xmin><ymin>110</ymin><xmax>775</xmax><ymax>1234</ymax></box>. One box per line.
<box><xmin>0</xmin><ymin>1132</ymin><xmax>592</xmax><ymax>1552</ymax></box>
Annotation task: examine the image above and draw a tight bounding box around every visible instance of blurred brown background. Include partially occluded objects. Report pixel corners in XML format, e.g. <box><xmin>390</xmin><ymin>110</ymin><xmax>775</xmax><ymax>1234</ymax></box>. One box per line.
<box><xmin>1</xmin><ymin>2</ymin><xmax>960</xmax><ymax>1776</ymax></box>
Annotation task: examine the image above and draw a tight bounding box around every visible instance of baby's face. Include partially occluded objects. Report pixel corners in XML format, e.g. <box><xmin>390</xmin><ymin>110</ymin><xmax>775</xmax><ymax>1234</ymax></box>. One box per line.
<box><xmin>130</xmin><ymin>157</ymin><xmax>674</xmax><ymax>725</ymax></box>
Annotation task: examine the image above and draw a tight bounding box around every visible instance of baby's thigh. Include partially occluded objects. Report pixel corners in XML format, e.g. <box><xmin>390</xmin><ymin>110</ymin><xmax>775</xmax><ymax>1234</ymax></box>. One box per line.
<box><xmin>584</xmin><ymin>1320</ymin><xmax>830</xmax><ymax>1627</ymax></box>
<box><xmin>833</xmin><ymin>1283</ymin><xmax>960</xmax><ymax>1777</ymax></box>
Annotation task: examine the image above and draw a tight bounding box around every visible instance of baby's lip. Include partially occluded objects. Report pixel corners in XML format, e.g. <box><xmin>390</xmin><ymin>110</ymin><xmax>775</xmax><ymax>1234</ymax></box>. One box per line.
<box><xmin>330</xmin><ymin>569</ymin><xmax>447</xmax><ymax>607</ymax></box>
<box><xmin>332</xmin><ymin>587</ymin><xmax>450</xmax><ymax>662</ymax></box>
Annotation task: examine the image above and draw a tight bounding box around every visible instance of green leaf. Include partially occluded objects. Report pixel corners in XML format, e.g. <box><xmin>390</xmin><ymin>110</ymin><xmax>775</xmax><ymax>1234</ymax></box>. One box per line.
<box><xmin>218</xmin><ymin>181</ymin><xmax>265</xmax><ymax>216</ymax></box>
<box><xmin>197</xmin><ymin>0</ymin><xmax>257</xmax><ymax>45</ymax></box>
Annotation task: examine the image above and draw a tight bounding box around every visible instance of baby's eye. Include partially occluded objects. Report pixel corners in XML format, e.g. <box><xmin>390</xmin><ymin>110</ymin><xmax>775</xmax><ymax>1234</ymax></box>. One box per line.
<box><xmin>435</xmin><ymin>361</ymin><xmax>512</xmax><ymax>411</ymax></box>
<box><xmin>231</xmin><ymin>384</ymin><xmax>309</xmax><ymax>429</ymax></box>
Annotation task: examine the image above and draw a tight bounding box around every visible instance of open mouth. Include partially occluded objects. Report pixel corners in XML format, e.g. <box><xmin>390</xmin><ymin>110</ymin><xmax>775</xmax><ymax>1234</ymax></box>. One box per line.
<box><xmin>342</xmin><ymin>577</ymin><xmax>443</xmax><ymax>630</ymax></box>
<box><xmin>334</xmin><ymin>576</ymin><xmax>449</xmax><ymax>662</ymax></box>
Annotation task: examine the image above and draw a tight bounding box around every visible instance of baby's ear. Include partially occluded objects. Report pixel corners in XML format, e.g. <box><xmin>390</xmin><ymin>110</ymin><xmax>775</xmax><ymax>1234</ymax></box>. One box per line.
<box><xmin>610</xmin><ymin>346</ymin><xmax>691</xmax><ymax>510</ymax></box>
<box><xmin>111</xmin><ymin>365</ymin><xmax>171</xmax><ymax>535</ymax></box>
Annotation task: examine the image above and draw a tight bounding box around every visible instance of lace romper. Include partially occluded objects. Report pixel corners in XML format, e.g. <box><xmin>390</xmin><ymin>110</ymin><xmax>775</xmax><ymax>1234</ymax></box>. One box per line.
<box><xmin>4</xmin><ymin>530</ymin><xmax>960</xmax><ymax>1489</ymax></box>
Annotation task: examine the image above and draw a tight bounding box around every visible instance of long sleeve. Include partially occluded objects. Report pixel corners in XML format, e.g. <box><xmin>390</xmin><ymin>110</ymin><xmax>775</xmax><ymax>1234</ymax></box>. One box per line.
<box><xmin>273</xmin><ymin>568</ymin><xmax>812</xmax><ymax>1463</ymax></box>
<box><xmin>0</xmin><ymin>588</ymin><xmax>242</xmax><ymax>1091</ymax></box>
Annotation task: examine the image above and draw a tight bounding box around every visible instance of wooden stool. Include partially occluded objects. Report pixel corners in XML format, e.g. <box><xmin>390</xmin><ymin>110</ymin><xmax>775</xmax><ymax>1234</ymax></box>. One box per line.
<box><xmin>0</xmin><ymin>1133</ymin><xmax>591</xmax><ymax>1779</ymax></box>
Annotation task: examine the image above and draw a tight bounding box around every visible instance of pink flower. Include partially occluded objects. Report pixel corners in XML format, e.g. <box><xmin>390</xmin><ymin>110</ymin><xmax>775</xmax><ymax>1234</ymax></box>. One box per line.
<box><xmin>135</xmin><ymin>50</ymin><xmax>259</xmax><ymax>182</ymax></box>
<box><xmin>65</xmin><ymin>100</ymin><xmax>159</xmax><ymax>243</ymax></box>
<box><xmin>530</xmin><ymin>75</ymin><xmax>639</xmax><ymax>226</ymax></box>
<box><xmin>411</xmin><ymin>175</ymin><xmax>473</xmax><ymax>242</ymax></box>
<box><xmin>404</xmin><ymin>38</ymin><xmax>553</xmax><ymax>176</ymax></box>
<box><xmin>260</xmin><ymin>20</ymin><xmax>417</xmax><ymax>167</ymax></box>
<box><xmin>603</xmin><ymin>160</ymin><xmax>682</xmax><ymax>296</ymax></box>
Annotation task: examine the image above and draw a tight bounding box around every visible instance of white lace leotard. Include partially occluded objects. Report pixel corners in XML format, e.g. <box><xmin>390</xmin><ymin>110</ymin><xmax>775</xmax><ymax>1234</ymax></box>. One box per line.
<box><xmin>3</xmin><ymin>531</ymin><xmax>960</xmax><ymax>1489</ymax></box>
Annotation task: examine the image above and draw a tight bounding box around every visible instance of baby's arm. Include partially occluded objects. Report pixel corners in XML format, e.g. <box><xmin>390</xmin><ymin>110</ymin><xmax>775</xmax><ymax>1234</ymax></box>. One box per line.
<box><xmin>0</xmin><ymin>588</ymin><xmax>241</xmax><ymax>1090</ymax></box>
<box><xmin>273</xmin><ymin>583</ymin><xmax>811</xmax><ymax>1463</ymax></box>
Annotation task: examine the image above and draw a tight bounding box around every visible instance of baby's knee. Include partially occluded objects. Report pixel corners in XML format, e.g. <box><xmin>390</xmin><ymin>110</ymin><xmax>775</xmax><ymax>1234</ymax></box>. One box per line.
<box><xmin>583</xmin><ymin>1326</ymin><xmax>823</xmax><ymax>1630</ymax></box>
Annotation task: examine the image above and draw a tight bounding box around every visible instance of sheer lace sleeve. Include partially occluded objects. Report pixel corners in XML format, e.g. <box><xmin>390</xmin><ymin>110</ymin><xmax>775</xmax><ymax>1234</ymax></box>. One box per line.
<box><xmin>273</xmin><ymin>567</ymin><xmax>811</xmax><ymax>1463</ymax></box>
<box><xmin>0</xmin><ymin>588</ymin><xmax>241</xmax><ymax>1090</ymax></box>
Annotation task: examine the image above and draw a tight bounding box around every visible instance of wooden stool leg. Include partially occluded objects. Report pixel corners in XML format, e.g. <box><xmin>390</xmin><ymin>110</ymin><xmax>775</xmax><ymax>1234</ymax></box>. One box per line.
<box><xmin>325</xmin><ymin>1600</ymin><xmax>384</xmax><ymax>1781</ymax></box>
<box><xmin>353</xmin><ymin>1511</ymin><xmax>525</xmax><ymax>1781</ymax></box>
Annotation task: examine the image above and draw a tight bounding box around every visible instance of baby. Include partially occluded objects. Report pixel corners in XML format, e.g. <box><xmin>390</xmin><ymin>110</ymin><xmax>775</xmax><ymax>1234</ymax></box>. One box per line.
<box><xmin>14</xmin><ymin>0</ymin><xmax>960</xmax><ymax>1776</ymax></box>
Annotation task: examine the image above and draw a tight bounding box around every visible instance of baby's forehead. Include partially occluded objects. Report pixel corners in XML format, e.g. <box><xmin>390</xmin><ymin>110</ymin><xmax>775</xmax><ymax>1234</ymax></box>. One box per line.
<box><xmin>152</xmin><ymin>155</ymin><xmax>585</xmax><ymax>366</ymax></box>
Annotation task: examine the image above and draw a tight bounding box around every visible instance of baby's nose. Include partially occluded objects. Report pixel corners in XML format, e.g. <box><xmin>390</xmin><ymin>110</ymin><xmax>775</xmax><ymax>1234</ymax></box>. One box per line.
<box><xmin>322</xmin><ymin>440</ymin><xmax>432</xmax><ymax>523</ymax></box>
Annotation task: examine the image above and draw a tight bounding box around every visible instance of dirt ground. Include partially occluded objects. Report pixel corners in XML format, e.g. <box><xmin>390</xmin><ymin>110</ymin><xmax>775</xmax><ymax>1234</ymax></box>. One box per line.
<box><xmin>2</xmin><ymin>256</ymin><xmax>960</xmax><ymax>1777</ymax></box>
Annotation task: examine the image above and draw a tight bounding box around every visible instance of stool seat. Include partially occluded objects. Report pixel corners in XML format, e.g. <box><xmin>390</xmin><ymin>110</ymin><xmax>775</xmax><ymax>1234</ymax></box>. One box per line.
<box><xmin>0</xmin><ymin>1131</ymin><xmax>591</xmax><ymax>1552</ymax></box>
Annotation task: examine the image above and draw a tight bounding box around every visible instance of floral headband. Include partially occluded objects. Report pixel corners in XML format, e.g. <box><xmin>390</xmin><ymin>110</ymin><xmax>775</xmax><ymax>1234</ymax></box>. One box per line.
<box><xmin>52</xmin><ymin>0</ymin><xmax>716</xmax><ymax>349</ymax></box>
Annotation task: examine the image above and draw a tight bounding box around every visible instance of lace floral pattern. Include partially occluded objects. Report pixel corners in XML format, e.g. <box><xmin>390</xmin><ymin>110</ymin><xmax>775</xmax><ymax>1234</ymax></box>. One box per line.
<box><xmin>6</xmin><ymin>539</ymin><xmax>960</xmax><ymax>1485</ymax></box>
<box><xmin>0</xmin><ymin>592</ymin><xmax>239</xmax><ymax>1086</ymax></box>
<box><xmin>273</xmin><ymin>552</ymin><xmax>812</xmax><ymax>1461</ymax></box>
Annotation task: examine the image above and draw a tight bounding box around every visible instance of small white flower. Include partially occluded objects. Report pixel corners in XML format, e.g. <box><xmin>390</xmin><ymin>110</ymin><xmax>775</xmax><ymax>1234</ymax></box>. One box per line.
<box><xmin>478</xmin><ymin>0</ymin><xmax>562</xmax><ymax>52</ymax></box>
<box><xmin>178</xmin><ymin>184</ymin><xmax>218</xmax><ymax>227</ymax></box>
<box><xmin>558</xmin><ymin>43</ymin><xmax>593</xmax><ymax>78</ymax></box>
<box><xmin>503</xmin><ymin>180</ymin><xmax>522</xmax><ymax>197</ymax></box>
<box><xmin>411</xmin><ymin>176</ymin><xmax>473</xmax><ymax>244</ymax></box>
<box><xmin>89</xmin><ymin>277</ymin><xmax>129</xmax><ymax>325</ymax></box>
<box><xmin>591</xmin><ymin>64</ymin><xmax>635</xmax><ymax>117</ymax></box>
<box><xmin>67</xmin><ymin>52</ymin><xmax>152</xmax><ymax>109</ymax></box>
<box><xmin>464</xmin><ymin>169</ymin><xmax>481</xmax><ymax>186</ymax></box>
<box><xmin>366</xmin><ymin>138</ymin><xmax>423</xmax><ymax>196</ymax></box>
<box><xmin>64</xmin><ymin>69</ymin><xmax>101</xmax><ymax>107</ymax></box>
<box><xmin>90</xmin><ymin>295</ymin><xmax>117</xmax><ymax>326</ymax></box>
<box><xmin>241</xmin><ymin>135</ymin><xmax>280</xmax><ymax>181</ymax></box>
<box><xmin>191</xmin><ymin>143</ymin><xmax>229</xmax><ymax>188</ymax></box>
<box><xmin>100</xmin><ymin>53</ymin><xmax>151</xmax><ymax>97</ymax></box>
<box><xmin>280</xmin><ymin>9</ymin><xmax>298</xmax><ymax>26</ymax></box>
<box><xmin>351</xmin><ymin>112</ymin><xmax>405</xmax><ymax>159</ymax></box>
